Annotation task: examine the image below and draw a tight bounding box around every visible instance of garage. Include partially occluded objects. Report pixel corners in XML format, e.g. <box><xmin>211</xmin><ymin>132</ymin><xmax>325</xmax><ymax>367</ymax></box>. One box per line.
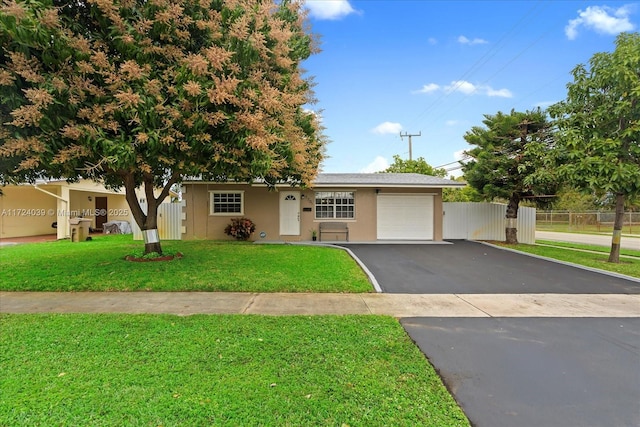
<box><xmin>377</xmin><ymin>194</ymin><xmax>434</xmax><ymax>240</ymax></box>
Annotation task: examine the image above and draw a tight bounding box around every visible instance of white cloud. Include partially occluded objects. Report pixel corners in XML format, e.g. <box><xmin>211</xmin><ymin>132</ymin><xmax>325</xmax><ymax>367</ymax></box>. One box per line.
<box><xmin>371</xmin><ymin>121</ymin><xmax>403</xmax><ymax>134</ymax></box>
<box><xmin>413</xmin><ymin>83</ymin><xmax>440</xmax><ymax>94</ymax></box>
<box><xmin>446</xmin><ymin>150</ymin><xmax>469</xmax><ymax>178</ymax></box>
<box><xmin>458</xmin><ymin>35</ymin><xmax>489</xmax><ymax>45</ymax></box>
<box><xmin>444</xmin><ymin>80</ymin><xmax>513</xmax><ymax>98</ymax></box>
<box><xmin>445</xmin><ymin>120</ymin><xmax>460</xmax><ymax>126</ymax></box>
<box><xmin>304</xmin><ymin>0</ymin><xmax>356</xmax><ymax>20</ymax></box>
<box><xmin>360</xmin><ymin>156</ymin><xmax>389</xmax><ymax>173</ymax></box>
<box><xmin>414</xmin><ymin>80</ymin><xmax>512</xmax><ymax>98</ymax></box>
<box><xmin>565</xmin><ymin>5</ymin><xmax>635</xmax><ymax>40</ymax></box>
<box><xmin>428</xmin><ymin>37</ymin><xmax>438</xmax><ymax>45</ymax></box>
<box><xmin>486</xmin><ymin>87</ymin><xmax>513</xmax><ymax>98</ymax></box>
<box><xmin>454</xmin><ymin>149</ymin><xmax>469</xmax><ymax>162</ymax></box>
<box><xmin>445</xmin><ymin>80</ymin><xmax>477</xmax><ymax>95</ymax></box>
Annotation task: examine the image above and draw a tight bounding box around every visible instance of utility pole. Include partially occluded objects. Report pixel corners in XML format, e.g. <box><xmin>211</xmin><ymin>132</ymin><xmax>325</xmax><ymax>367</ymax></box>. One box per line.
<box><xmin>399</xmin><ymin>131</ymin><xmax>421</xmax><ymax>161</ymax></box>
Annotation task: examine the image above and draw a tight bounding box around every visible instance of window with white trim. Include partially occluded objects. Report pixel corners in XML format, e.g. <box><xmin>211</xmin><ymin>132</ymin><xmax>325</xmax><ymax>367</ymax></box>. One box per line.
<box><xmin>315</xmin><ymin>191</ymin><xmax>355</xmax><ymax>219</ymax></box>
<box><xmin>210</xmin><ymin>191</ymin><xmax>244</xmax><ymax>215</ymax></box>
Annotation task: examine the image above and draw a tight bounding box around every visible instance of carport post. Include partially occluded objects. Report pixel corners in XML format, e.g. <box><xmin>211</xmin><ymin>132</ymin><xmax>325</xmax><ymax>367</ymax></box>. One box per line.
<box><xmin>33</xmin><ymin>185</ymin><xmax>70</xmax><ymax>239</ymax></box>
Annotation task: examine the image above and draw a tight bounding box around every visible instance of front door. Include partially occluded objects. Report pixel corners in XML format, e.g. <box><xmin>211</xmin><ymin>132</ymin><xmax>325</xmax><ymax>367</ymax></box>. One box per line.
<box><xmin>279</xmin><ymin>191</ymin><xmax>300</xmax><ymax>236</ymax></box>
<box><xmin>95</xmin><ymin>196</ymin><xmax>107</xmax><ymax>231</ymax></box>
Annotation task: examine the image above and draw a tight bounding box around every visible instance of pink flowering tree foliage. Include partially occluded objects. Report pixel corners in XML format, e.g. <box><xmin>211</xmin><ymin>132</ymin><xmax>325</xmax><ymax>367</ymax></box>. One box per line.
<box><xmin>0</xmin><ymin>0</ymin><xmax>324</xmax><ymax>254</ymax></box>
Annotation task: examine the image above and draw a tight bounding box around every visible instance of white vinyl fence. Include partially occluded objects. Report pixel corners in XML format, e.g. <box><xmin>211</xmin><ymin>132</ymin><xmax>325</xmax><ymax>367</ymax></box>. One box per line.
<box><xmin>443</xmin><ymin>202</ymin><xmax>536</xmax><ymax>244</ymax></box>
<box><xmin>132</xmin><ymin>201</ymin><xmax>184</xmax><ymax>241</ymax></box>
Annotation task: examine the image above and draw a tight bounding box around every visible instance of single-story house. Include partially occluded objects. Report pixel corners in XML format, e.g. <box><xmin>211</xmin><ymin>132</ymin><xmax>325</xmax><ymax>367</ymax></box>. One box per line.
<box><xmin>181</xmin><ymin>173</ymin><xmax>466</xmax><ymax>242</ymax></box>
<box><xmin>0</xmin><ymin>179</ymin><xmax>132</xmax><ymax>240</ymax></box>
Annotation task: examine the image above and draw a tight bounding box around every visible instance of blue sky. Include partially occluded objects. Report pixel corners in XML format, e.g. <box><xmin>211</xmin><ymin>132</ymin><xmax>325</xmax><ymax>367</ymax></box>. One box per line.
<box><xmin>301</xmin><ymin>1</ymin><xmax>638</xmax><ymax>176</ymax></box>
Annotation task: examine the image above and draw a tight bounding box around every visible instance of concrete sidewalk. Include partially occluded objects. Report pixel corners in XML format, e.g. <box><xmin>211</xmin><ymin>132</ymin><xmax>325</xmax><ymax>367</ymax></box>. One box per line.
<box><xmin>1</xmin><ymin>291</ymin><xmax>639</xmax><ymax>317</ymax></box>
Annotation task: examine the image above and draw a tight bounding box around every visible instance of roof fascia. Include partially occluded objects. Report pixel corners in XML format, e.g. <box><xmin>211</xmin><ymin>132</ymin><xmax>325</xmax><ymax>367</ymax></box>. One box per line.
<box><xmin>182</xmin><ymin>180</ymin><xmax>466</xmax><ymax>189</ymax></box>
<box><xmin>311</xmin><ymin>183</ymin><xmax>466</xmax><ymax>189</ymax></box>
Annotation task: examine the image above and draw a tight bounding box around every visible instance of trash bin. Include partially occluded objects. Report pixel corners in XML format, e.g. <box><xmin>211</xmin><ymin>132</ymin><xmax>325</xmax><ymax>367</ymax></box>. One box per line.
<box><xmin>69</xmin><ymin>218</ymin><xmax>92</xmax><ymax>242</ymax></box>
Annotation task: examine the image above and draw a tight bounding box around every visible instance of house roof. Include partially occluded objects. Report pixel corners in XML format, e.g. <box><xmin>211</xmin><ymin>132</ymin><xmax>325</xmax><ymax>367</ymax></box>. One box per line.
<box><xmin>183</xmin><ymin>172</ymin><xmax>466</xmax><ymax>188</ymax></box>
<box><xmin>312</xmin><ymin>173</ymin><xmax>465</xmax><ymax>188</ymax></box>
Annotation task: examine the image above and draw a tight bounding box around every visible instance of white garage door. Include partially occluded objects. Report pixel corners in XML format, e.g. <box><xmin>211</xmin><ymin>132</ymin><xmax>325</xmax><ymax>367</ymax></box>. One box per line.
<box><xmin>377</xmin><ymin>194</ymin><xmax>434</xmax><ymax>240</ymax></box>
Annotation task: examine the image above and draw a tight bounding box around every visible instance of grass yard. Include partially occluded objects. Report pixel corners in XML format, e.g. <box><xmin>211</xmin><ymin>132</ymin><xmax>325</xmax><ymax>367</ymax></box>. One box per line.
<box><xmin>492</xmin><ymin>241</ymin><xmax>640</xmax><ymax>278</ymax></box>
<box><xmin>0</xmin><ymin>314</ymin><xmax>470</xmax><ymax>427</ymax></box>
<box><xmin>536</xmin><ymin>240</ymin><xmax>640</xmax><ymax>258</ymax></box>
<box><xmin>0</xmin><ymin>235</ymin><xmax>372</xmax><ymax>292</ymax></box>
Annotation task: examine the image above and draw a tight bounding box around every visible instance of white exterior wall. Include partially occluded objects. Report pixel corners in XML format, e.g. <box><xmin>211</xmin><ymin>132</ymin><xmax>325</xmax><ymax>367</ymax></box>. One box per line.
<box><xmin>132</xmin><ymin>201</ymin><xmax>185</xmax><ymax>240</ymax></box>
<box><xmin>443</xmin><ymin>202</ymin><xmax>536</xmax><ymax>244</ymax></box>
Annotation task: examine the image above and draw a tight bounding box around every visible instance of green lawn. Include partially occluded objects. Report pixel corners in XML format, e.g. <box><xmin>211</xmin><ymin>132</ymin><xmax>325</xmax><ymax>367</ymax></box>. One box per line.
<box><xmin>0</xmin><ymin>235</ymin><xmax>372</xmax><ymax>292</ymax></box>
<box><xmin>0</xmin><ymin>314</ymin><xmax>470</xmax><ymax>427</ymax></box>
<box><xmin>536</xmin><ymin>239</ymin><xmax>640</xmax><ymax>258</ymax></box>
<box><xmin>493</xmin><ymin>241</ymin><xmax>640</xmax><ymax>278</ymax></box>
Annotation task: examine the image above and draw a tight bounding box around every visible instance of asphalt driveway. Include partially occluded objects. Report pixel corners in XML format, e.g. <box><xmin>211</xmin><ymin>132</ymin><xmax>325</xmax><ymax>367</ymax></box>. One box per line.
<box><xmin>402</xmin><ymin>317</ymin><xmax>640</xmax><ymax>427</ymax></box>
<box><xmin>342</xmin><ymin>241</ymin><xmax>640</xmax><ymax>427</ymax></box>
<box><xmin>342</xmin><ymin>240</ymin><xmax>639</xmax><ymax>294</ymax></box>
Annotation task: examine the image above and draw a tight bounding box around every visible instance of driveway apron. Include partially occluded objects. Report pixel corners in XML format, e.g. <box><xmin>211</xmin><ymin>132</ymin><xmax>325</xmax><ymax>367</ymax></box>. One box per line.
<box><xmin>342</xmin><ymin>241</ymin><xmax>640</xmax><ymax>427</ymax></box>
<box><xmin>402</xmin><ymin>317</ymin><xmax>640</xmax><ymax>427</ymax></box>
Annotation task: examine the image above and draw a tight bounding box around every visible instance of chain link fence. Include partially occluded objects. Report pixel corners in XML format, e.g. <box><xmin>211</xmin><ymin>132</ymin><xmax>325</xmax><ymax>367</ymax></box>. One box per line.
<box><xmin>536</xmin><ymin>211</ymin><xmax>639</xmax><ymax>235</ymax></box>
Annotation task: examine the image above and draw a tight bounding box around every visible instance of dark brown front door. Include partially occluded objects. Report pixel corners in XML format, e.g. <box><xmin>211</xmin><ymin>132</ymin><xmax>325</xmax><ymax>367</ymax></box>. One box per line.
<box><xmin>95</xmin><ymin>197</ymin><xmax>107</xmax><ymax>231</ymax></box>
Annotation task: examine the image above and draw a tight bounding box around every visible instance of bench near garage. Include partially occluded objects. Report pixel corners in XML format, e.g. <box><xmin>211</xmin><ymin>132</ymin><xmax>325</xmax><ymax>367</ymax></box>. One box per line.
<box><xmin>319</xmin><ymin>222</ymin><xmax>349</xmax><ymax>242</ymax></box>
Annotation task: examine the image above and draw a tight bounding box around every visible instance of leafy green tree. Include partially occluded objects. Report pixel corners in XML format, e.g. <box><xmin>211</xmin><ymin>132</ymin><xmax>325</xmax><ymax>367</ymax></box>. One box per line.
<box><xmin>462</xmin><ymin>109</ymin><xmax>556</xmax><ymax>244</ymax></box>
<box><xmin>381</xmin><ymin>155</ymin><xmax>477</xmax><ymax>202</ymax></box>
<box><xmin>442</xmin><ymin>176</ymin><xmax>482</xmax><ymax>202</ymax></box>
<box><xmin>552</xmin><ymin>186</ymin><xmax>602</xmax><ymax>212</ymax></box>
<box><xmin>549</xmin><ymin>32</ymin><xmax>640</xmax><ymax>263</ymax></box>
<box><xmin>0</xmin><ymin>0</ymin><xmax>324</xmax><ymax>254</ymax></box>
<box><xmin>383</xmin><ymin>155</ymin><xmax>446</xmax><ymax>177</ymax></box>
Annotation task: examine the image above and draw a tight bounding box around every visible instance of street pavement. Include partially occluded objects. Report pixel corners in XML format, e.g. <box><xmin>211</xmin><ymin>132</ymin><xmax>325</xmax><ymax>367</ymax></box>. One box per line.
<box><xmin>536</xmin><ymin>230</ymin><xmax>639</xmax><ymax>250</ymax></box>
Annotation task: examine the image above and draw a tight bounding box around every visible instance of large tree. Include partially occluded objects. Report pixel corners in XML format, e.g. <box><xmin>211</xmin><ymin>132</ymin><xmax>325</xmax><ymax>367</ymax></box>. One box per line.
<box><xmin>383</xmin><ymin>154</ymin><xmax>447</xmax><ymax>177</ymax></box>
<box><xmin>549</xmin><ymin>32</ymin><xmax>640</xmax><ymax>263</ymax></box>
<box><xmin>462</xmin><ymin>109</ymin><xmax>556</xmax><ymax>244</ymax></box>
<box><xmin>381</xmin><ymin>155</ymin><xmax>480</xmax><ymax>202</ymax></box>
<box><xmin>0</xmin><ymin>0</ymin><xmax>324</xmax><ymax>254</ymax></box>
<box><xmin>442</xmin><ymin>176</ymin><xmax>482</xmax><ymax>203</ymax></box>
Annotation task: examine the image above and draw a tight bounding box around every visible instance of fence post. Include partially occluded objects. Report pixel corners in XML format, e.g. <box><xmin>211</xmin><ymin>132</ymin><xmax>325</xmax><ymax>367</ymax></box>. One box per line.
<box><xmin>569</xmin><ymin>212</ymin><xmax>572</xmax><ymax>231</ymax></box>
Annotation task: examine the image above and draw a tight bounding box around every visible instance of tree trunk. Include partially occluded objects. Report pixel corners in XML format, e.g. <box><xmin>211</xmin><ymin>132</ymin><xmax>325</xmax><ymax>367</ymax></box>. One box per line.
<box><xmin>142</xmin><ymin>198</ymin><xmax>162</xmax><ymax>255</ymax></box>
<box><xmin>121</xmin><ymin>172</ymin><xmax>178</xmax><ymax>256</ymax></box>
<box><xmin>122</xmin><ymin>174</ymin><xmax>164</xmax><ymax>255</ymax></box>
<box><xmin>505</xmin><ymin>193</ymin><xmax>520</xmax><ymax>244</ymax></box>
<box><xmin>608</xmin><ymin>193</ymin><xmax>625</xmax><ymax>263</ymax></box>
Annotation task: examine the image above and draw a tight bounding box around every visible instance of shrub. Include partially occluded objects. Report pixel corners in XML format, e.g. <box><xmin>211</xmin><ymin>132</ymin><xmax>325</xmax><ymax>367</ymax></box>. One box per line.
<box><xmin>224</xmin><ymin>218</ymin><xmax>256</xmax><ymax>241</ymax></box>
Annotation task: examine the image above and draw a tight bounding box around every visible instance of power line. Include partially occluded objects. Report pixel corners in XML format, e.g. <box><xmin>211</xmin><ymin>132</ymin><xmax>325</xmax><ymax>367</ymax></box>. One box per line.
<box><xmin>407</xmin><ymin>1</ymin><xmax>547</xmax><ymax>129</ymax></box>
<box><xmin>424</xmin><ymin>25</ymin><xmax>557</xmax><ymax>129</ymax></box>
<box><xmin>435</xmin><ymin>160</ymin><xmax>462</xmax><ymax>168</ymax></box>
